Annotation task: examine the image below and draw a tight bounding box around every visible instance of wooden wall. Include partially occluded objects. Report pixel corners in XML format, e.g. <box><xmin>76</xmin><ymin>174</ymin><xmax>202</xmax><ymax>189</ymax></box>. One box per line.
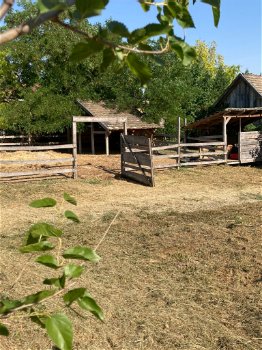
<box><xmin>239</xmin><ymin>131</ymin><xmax>262</xmax><ymax>163</ymax></box>
<box><xmin>219</xmin><ymin>79</ymin><xmax>262</xmax><ymax>108</ymax></box>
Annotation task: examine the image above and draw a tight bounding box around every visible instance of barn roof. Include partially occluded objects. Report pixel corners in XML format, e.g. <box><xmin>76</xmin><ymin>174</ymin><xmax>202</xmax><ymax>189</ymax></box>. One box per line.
<box><xmin>77</xmin><ymin>100</ymin><xmax>160</xmax><ymax>131</ymax></box>
<box><xmin>214</xmin><ymin>73</ymin><xmax>262</xmax><ymax>107</ymax></box>
<box><xmin>185</xmin><ymin>107</ymin><xmax>262</xmax><ymax>130</ymax></box>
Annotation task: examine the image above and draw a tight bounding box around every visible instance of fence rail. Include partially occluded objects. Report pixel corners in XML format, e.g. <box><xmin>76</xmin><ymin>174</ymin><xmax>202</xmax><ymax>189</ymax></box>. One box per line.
<box><xmin>0</xmin><ymin>142</ymin><xmax>76</xmax><ymax>180</ymax></box>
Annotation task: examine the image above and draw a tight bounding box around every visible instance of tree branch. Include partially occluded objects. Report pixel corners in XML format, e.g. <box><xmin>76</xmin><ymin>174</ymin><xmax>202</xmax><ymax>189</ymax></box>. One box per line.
<box><xmin>54</xmin><ymin>18</ymin><xmax>170</xmax><ymax>55</ymax></box>
<box><xmin>0</xmin><ymin>0</ymin><xmax>14</xmax><ymax>20</ymax></box>
<box><xmin>0</xmin><ymin>0</ymin><xmax>75</xmax><ymax>45</ymax></box>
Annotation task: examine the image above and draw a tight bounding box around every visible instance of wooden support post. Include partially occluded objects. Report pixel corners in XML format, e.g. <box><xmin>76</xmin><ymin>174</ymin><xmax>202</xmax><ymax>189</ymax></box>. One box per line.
<box><xmin>223</xmin><ymin>117</ymin><xmax>227</xmax><ymax>163</ymax></box>
<box><xmin>148</xmin><ymin>137</ymin><xmax>155</xmax><ymax>187</ymax></box>
<box><xmin>184</xmin><ymin>118</ymin><xmax>187</xmax><ymax>143</ymax></box>
<box><xmin>123</xmin><ymin>121</ymin><xmax>127</xmax><ymax>135</ymax></box>
<box><xmin>105</xmin><ymin>132</ymin><xmax>110</xmax><ymax>156</ymax></box>
<box><xmin>177</xmin><ymin>117</ymin><xmax>181</xmax><ymax>169</ymax></box>
<box><xmin>91</xmin><ymin>123</ymin><xmax>95</xmax><ymax>154</ymax></box>
<box><xmin>78</xmin><ymin>132</ymin><xmax>82</xmax><ymax>154</ymax></box>
<box><xmin>72</xmin><ymin>121</ymin><xmax>77</xmax><ymax>179</ymax></box>
<box><xmin>238</xmin><ymin>118</ymin><xmax>242</xmax><ymax>162</ymax></box>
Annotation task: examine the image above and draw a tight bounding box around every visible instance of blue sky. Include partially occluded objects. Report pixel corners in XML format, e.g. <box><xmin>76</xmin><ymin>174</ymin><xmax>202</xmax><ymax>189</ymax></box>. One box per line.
<box><xmin>90</xmin><ymin>0</ymin><xmax>262</xmax><ymax>74</ymax></box>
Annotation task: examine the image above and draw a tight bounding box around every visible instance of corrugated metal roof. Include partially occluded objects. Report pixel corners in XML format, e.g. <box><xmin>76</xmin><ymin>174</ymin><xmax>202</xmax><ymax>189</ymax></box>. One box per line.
<box><xmin>243</xmin><ymin>74</ymin><xmax>262</xmax><ymax>96</ymax></box>
<box><xmin>77</xmin><ymin>100</ymin><xmax>160</xmax><ymax>131</ymax></box>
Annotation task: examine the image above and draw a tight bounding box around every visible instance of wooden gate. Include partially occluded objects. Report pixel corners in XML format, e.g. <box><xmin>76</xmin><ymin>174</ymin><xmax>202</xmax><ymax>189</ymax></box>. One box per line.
<box><xmin>121</xmin><ymin>134</ymin><xmax>154</xmax><ymax>187</ymax></box>
<box><xmin>239</xmin><ymin>131</ymin><xmax>262</xmax><ymax>163</ymax></box>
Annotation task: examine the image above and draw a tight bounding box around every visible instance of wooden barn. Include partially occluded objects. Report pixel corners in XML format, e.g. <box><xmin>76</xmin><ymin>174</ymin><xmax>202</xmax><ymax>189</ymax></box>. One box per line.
<box><xmin>76</xmin><ymin>100</ymin><xmax>160</xmax><ymax>154</ymax></box>
<box><xmin>185</xmin><ymin>74</ymin><xmax>262</xmax><ymax>164</ymax></box>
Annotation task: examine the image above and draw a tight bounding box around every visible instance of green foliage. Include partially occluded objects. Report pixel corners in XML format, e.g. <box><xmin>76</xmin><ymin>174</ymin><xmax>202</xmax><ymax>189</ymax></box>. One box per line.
<box><xmin>0</xmin><ymin>194</ymin><xmax>103</xmax><ymax>350</ymax></box>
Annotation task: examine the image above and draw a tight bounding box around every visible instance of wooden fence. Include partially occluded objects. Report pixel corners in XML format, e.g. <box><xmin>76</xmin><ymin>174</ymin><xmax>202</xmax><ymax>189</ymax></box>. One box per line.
<box><xmin>0</xmin><ymin>143</ymin><xmax>76</xmax><ymax>181</ymax></box>
<box><xmin>120</xmin><ymin>134</ymin><xmax>227</xmax><ymax>186</ymax></box>
<box><xmin>239</xmin><ymin>131</ymin><xmax>262</xmax><ymax>163</ymax></box>
<box><xmin>121</xmin><ymin>134</ymin><xmax>154</xmax><ymax>187</ymax></box>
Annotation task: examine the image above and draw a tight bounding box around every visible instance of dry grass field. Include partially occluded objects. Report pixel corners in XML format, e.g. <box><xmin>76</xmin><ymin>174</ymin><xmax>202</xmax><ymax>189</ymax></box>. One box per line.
<box><xmin>0</xmin><ymin>154</ymin><xmax>261</xmax><ymax>350</ymax></box>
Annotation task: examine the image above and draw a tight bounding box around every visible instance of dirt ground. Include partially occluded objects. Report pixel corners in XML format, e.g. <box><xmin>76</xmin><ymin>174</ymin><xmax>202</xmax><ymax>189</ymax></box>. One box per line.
<box><xmin>0</xmin><ymin>154</ymin><xmax>261</xmax><ymax>350</ymax></box>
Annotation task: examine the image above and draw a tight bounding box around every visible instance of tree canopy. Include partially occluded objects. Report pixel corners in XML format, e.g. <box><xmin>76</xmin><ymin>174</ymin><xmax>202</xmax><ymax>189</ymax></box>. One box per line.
<box><xmin>0</xmin><ymin>0</ymin><xmax>241</xmax><ymax>136</ymax></box>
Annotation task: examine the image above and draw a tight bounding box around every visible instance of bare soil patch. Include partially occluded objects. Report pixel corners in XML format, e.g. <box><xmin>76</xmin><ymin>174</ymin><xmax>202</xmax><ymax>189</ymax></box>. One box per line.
<box><xmin>0</xmin><ymin>154</ymin><xmax>261</xmax><ymax>350</ymax></box>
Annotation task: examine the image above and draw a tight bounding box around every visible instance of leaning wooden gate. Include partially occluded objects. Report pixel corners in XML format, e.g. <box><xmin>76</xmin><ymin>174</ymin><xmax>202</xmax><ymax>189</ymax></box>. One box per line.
<box><xmin>239</xmin><ymin>131</ymin><xmax>262</xmax><ymax>163</ymax></box>
<box><xmin>121</xmin><ymin>134</ymin><xmax>154</xmax><ymax>187</ymax></box>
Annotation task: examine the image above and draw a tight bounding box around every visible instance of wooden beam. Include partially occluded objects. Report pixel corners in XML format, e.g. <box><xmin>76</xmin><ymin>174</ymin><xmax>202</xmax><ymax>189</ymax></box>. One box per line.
<box><xmin>0</xmin><ymin>168</ymin><xmax>75</xmax><ymax>178</ymax></box>
<box><xmin>73</xmin><ymin>116</ymin><xmax>127</xmax><ymax>123</ymax></box>
<box><xmin>223</xmin><ymin>117</ymin><xmax>227</xmax><ymax>163</ymax></box>
<box><xmin>177</xmin><ymin>117</ymin><xmax>181</xmax><ymax>169</ymax></box>
<box><xmin>72</xmin><ymin>121</ymin><xmax>77</xmax><ymax>179</ymax></box>
<box><xmin>0</xmin><ymin>144</ymin><xmax>74</xmax><ymax>151</ymax></box>
<box><xmin>78</xmin><ymin>132</ymin><xmax>82</xmax><ymax>154</ymax></box>
<box><xmin>0</xmin><ymin>157</ymin><xmax>74</xmax><ymax>165</ymax></box>
<box><xmin>105</xmin><ymin>132</ymin><xmax>110</xmax><ymax>156</ymax></box>
<box><xmin>91</xmin><ymin>123</ymin><xmax>95</xmax><ymax>155</ymax></box>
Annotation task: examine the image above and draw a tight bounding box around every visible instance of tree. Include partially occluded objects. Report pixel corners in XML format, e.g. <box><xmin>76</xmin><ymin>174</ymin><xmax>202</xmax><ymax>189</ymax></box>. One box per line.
<box><xmin>0</xmin><ymin>0</ymin><xmax>222</xmax><ymax>85</ymax></box>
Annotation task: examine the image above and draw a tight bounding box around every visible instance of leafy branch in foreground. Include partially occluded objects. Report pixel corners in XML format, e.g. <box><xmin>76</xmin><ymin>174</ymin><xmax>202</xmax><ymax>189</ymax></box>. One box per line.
<box><xmin>0</xmin><ymin>192</ymin><xmax>119</xmax><ymax>350</ymax></box>
<box><xmin>0</xmin><ymin>0</ymin><xmax>221</xmax><ymax>84</ymax></box>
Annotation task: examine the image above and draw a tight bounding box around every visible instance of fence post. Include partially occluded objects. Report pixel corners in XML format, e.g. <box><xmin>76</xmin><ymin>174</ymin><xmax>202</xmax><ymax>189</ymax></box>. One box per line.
<box><xmin>72</xmin><ymin>121</ymin><xmax>77</xmax><ymax>179</ymax></box>
<box><xmin>177</xmin><ymin>117</ymin><xmax>181</xmax><ymax>169</ymax></box>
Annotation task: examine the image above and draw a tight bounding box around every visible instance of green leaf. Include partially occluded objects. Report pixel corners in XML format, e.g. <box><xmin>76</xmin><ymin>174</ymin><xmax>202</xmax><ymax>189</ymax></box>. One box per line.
<box><xmin>29</xmin><ymin>223</ymin><xmax>63</xmax><ymax>238</ymax></box>
<box><xmin>64</xmin><ymin>264</ymin><xmax>84</xmax><ymax>279</ymax></box>
<box><xmin>64</xmin><ymin>210</ymin><xmax>80</xmax><ymax>223</ymax></box>
<box><xmin>167</xmin><ymin>1</ymin><xmax>195</xmax><ymax>28</ymax></box>
<box><xmin>20</xmin><ymin>241</ymin><xmax>55</xmax><ymax>253</ymax></box>
<box><xmin>0</xmin><ymin>322</ymin><xmax>9</xmax><ymax>336</ymax></box>
<box><xmin>30</xmin><ymin>314</ymin><xmax>47</xmax><ymax>329</ymax></box>
<box><xmin>201</xmin><ymin>0</ymin><xmax>221</xmax><ymax>26</ymax></box>
<box><xmin>126</xmin><ymin>53</ymin><xmax>152</xmax><ymax>85</ymax></box>
<box><xmin>139</xmin><ymin>0</ymin><xmax>151</xmax><ymax>12</ymax></box>
<box><xmin>21</xmin><ymin>290</ymin><xmax>56</xmax><ymax>305</ymax></box>
<box><xmin>0</xmin><ymin>299</ymin><xmax>21</xmax><ymax>315</ymax></box>
<box><xmin>43</xmin><ymin>274</ymin><xmax>65</xmax><ymax>289</ymax></box>
<box><xmin>107</xmin><ymin>21</ymin><xmax>130</xmax><ymax>37</ymax></box>
<box><xmin>63</xmin><ymin>288</ymin><xmax>86</xmax><ymax>306</ymax></box>
<box><xmin>101</xmin><ymin>48</ymin><xmax>116</xmax><ymax>72</ymax></box>
<box><xmin>77</xmin><ymin>295</ymin><xmax>104</xmax><ymax>321</ymax></box>
<box><xmin>63</xmin><ymin>246</ymin><xmax>100</xmax><ymax>263</ymax></box>
<box><xmin>70</xmin><ymin>41</ymin><xmax>104</xmax><ymax>62</ymax></box>
<box><xmin>38</xmin><ymin>0</ymin><xmax>67</xmax><ymax>14</ymax></box>
<box><xmin>45</xmin><ymin>313</ymin><xmax>73</xmax><ymax>350</ymax></box>
<box><xmin>76</xmin><ymin>0</ymin><xmax>109</xmax><ymax>18</ymax></box>
<box><xmin>29</xmin><ymin>198</ymin><xmax>56</xmax><ymax>208</ymax></box>
<box><xmin>129</xmin><ymin>23</ymin><xmax>171</xmax><ymax>44</ymax></box>
<box><xmin>170</xmin><ymin>37</ymin><xmax>196</xmax><ymax>65</ymax></box>
<box><xmin>63</xmin><ymin>192</ymin><xmax>77</xmax><ymax>206</ymax></box>
<box><xmin>36</xmin><ymin>255</ymin><xmax>60</xmax><ymax>269</ymax></box>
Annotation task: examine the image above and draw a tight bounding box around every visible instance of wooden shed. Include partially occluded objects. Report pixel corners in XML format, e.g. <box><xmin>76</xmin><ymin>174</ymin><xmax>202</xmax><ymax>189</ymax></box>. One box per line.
<box><xmin>76</xmin><ymin>100</ymin><xmax>160</xmax><ymax>154</ymax></box>
<box><xmin>185</xmin><ymin>74</ymin><xmax>262</xmax><ymax>164</ymax></box>
<box><xmin>214</xmin><ymin>73</ymin><xmax>262</xmax><ymax>109</ymax></box>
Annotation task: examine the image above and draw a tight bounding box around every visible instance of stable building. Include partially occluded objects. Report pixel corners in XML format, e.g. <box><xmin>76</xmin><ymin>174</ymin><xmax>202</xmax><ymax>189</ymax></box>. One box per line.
<box><xmin>76</xmin><ymin>100</ymin><xmax>160</xmax><ymax>155</ymax></box>
<box><xmin>185</xmin><ymin>74</ymin><xmax>262</xmax><ymax>164</ymax></box>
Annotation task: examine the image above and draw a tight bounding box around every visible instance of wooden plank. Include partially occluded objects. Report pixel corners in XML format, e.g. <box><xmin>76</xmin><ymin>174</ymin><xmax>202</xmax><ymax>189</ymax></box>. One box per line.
<box><xmin>0</xmin><ymin>168</ymin><xmax>75</xmax><ymax>178</ymax></box>
<box><xmin>0</xmin><ymin>157</ymin><xmax>74</xmax><ymax>165</ymax></box>
<box><xmin>181</xmin><ymin>160</ymin><xmax>226</xmax><ymax>167</ymax></box>
<box><xmin>72</xmin><ymin>121</ymin><xmax>77</xmax><ymax>179</ymax></box>
<box><xmin>154</xmin><ymin>163</ymin><xmax>179</xmax><ymax>169</ymax></box>
<box><xmin>73</xmin><ymin>116</ymin><xmax>127</xmax><ymax>123</ymax></box>
<box><xmin>148</xmin><ymin>138</ymin><xmax>155</xmax><ymax>187</ymax></box>
<box><xmin>124</xmin><ymin>135</ymin><xmax>150</xmax><ymax>147</ymax></box>
<box><xmin>240</xmin><ymin>140</ymin><xmax>261</xmax><ymax>146</ymax></box>
<box><xmin>0</xmin><ymin>144</ymin><xmax>74</xmax><ymax>151</ymax></box>
<box><xmin>105</xmin><ymin>132</ymin><xmax>109</xmax><ymax>156</ymax></box>
<box><xmin>180</xmin><ymin>151</ymin><xmax>225</xmax><ymax>158</ymax></box>
<box><xmin>153</xmin><ymin>154</ymin><xmax>179</xmax><ymax>159</ymax></box>
<box><xmin>0</xmin><ymin>135</ymin><xmax>26</xmax><ymax>139</ymax></box>
<box><xmin>153</xmin><ymin>144</ymin><xmax>179</xmax><ymax>151</ymax></box>
<box><xmin>187</xmin><ymin>135</ymin><xmax>223</xmax><ymax>141</ymax></box>
<box><xmin>122</xmin><ymin>170</ymin><xmax>152</xmax><ymax>186</ymax></box>
<box><xmin>152</xmin><ymin>142</ymin><xmax>225</xmax><ymax>151</ymax></box>
<box><xmin>124</xmin><ymin>164</ymin><xmax>152</xmax><ymax>173</ymax></box>
<box><xmin>178</xmin><ymin>117</ymin><xmax>181</xmax><ymax>169</ymax></box>
<box><xmin>123</xmin><ymin>151</ymin><xmax>151</xmax><ymax>167</ymax></box>
<box><xmin>0</xmin><ymin>142</ymin><xmax>28</xmax><ymax>146</ymax></box>
<box><xmin>91</xmin><ymin>123</ymin><xmax>95</xmax><ymax>155</ymax></box>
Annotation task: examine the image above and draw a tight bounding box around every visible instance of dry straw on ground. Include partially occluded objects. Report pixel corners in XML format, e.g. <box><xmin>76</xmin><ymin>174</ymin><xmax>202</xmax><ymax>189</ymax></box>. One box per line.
<box><xmin>0</xmin><ymin>154</ymin><xmax>261</xmax><ymax>350</ymax></box>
